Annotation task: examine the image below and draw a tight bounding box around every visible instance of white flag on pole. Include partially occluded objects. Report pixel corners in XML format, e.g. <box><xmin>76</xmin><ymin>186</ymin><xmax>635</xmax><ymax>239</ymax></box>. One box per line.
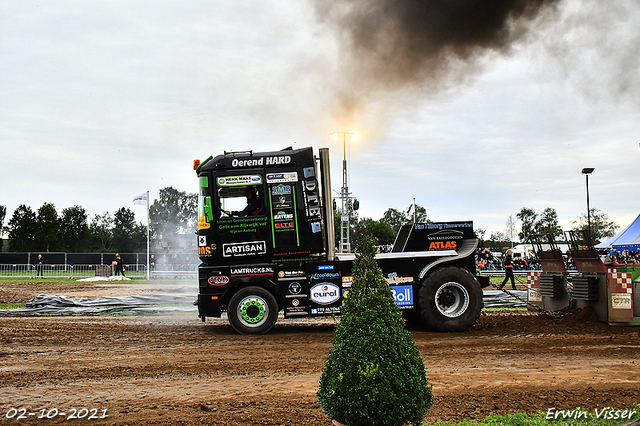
<box><xmin>133</xmin><ymin>192</ymin><xmax>148</xmax><ymax>206</ymax></box>
<box><xmin>407</xmin><ymin>204</ymin><xmax>414</xmax><ymax>217</ymax></box>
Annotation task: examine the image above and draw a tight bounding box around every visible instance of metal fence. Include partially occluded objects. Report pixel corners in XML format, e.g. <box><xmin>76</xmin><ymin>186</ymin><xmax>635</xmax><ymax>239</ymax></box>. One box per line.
<box><xmin>0</xmin><ymin>263</ymin><xmax>148</xmax><ymax>279</ymax></box>
<box><xmin>0</xmin><ymin>264</ymin><xmax>200</xmax><ymax>279</ymax></box>
<box><xmin>0</xmin><ymin>252</ymin><xmax>199</xmax><ymax>279</ymax></box>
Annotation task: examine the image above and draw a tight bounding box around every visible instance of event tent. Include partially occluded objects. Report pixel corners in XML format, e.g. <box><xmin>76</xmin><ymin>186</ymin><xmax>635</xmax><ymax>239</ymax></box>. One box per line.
<box><xmin>596</xmin><ymin>213</ymin><xmax>640</xmax><ymax>251</ymax></box>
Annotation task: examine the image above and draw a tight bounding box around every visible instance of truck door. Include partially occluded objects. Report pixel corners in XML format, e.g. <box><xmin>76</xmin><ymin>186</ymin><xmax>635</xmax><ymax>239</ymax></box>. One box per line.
<box><xmin>198</xmin><ymin>171</ymin><xmax>272</xmax><ymax>262</ymax></box>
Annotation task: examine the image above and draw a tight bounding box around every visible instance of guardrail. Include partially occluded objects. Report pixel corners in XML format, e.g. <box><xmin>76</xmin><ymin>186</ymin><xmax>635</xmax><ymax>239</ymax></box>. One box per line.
<box><xmin>150</xmin><ymin>270</ymin><xmax>197</xmax><ymax>279</ymax></box>
<box><xmin>0</xmin><ymin>263</ymin><xmax>199</xmax><ymax>279</ymax></box>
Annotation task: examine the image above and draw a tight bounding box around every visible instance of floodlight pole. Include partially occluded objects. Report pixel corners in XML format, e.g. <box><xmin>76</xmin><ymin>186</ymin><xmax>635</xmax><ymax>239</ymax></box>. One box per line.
<box><xmin>342</xmin><ymin>136</ymin><xmax>348</xmax><ymax>253</ymax></box>
<box><xmin>330</xmin><ymin>132</ymin><xmax>360</xmax><ymax>253</ymax></box>
<box><xmin>582</xmin><ymin>168</ymin><xmax>595</xmax><ymax>240</ymax></box>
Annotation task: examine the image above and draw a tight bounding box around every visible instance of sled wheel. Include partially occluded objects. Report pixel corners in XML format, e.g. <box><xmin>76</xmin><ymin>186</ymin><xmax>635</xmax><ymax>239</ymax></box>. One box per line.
<box><xmin>228</xmin><ymin>286</ymin><xmax>278</xmax><ymax>334</ymax></box>
<box><xmin>418</xmin><ymin>267</ymin><xmax>483</xmax><ymax>332</ymax></box>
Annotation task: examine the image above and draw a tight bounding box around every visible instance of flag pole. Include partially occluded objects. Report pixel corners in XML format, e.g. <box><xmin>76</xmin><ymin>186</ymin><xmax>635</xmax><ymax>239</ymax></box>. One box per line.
<box><xmin>413</xmin><ymin>197</ymin><xmax>416</xmax><ymax>224</ymax></box>
<box><xmin>146</xmin><ymin>190</ymin><xmax>150</xmax><ymax>280</ymax></box>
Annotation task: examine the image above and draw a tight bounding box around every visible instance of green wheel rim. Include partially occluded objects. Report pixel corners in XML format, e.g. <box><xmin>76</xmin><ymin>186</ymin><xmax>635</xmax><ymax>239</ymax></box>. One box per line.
<box><xmin>237</xmin><ymin>296</ymin><xmax>268</xmax><ymax>327</ymax></box>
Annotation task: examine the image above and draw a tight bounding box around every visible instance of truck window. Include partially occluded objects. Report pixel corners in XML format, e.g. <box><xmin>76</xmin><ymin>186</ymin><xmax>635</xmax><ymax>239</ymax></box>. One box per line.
<box><xmin>198</xmin><ymin>175</ymin><xmax>213</xmax><ymax>229</ymax></box>
<box><xmin>216</xmin><ymin>174</ymin><xmax>264</xmax><ymax>217</ymax></box>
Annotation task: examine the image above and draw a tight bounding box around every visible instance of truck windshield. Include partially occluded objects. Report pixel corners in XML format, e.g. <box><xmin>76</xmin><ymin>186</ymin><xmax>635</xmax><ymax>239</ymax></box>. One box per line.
<box><xmin>216</xmin><ymin>174</ymin><xmax>264</xmax><ymax>217</ymax></box>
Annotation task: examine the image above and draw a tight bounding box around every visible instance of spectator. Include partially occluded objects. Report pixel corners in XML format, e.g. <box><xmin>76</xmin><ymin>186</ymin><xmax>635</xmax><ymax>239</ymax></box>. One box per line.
<box><xmin>113</xmin><ymin>253</ymin><xmax>125</xmax><ymax>276</ymax></box>
<box><xmin>35</xmin><ymin>254</ymin><xmax>45</xmax><ymax>277</ymax></box>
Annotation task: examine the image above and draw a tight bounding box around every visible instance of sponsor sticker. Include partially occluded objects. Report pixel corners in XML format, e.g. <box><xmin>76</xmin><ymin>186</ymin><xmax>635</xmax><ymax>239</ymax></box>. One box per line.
<box><xmin>611</xmin><ymin>293</ymin><xmax>632</xmax><ymax>310</ymax></box>
<box><xmin>208</xmin><ymin>275</ymin><xmax>230</xmax><ymax>286</ymax></box>
<box><xmin>311</xmin><ymin>306</ymin><xmax>341</xmax><ymax>315</ymax></box>
<box><xmin>279</xmin><ymin>270</ymin><xmax>305</xmax><ymax>279</ymax></box>
<box><xmin>528</xmin><ymin>288</ymin><xmax>543</xmax><ymax>302</ymax></box>
<box><xmin>274</xmin><ymin>212</ymin><xmax>294</xmax><ymax>221</ymax></box>
<box><xmin>427</xmin><ymin>240</ymin><xmax>459</xmax><ymax>251</ymax></box>
<box><xmin>386</xmin><ymin>272</ymin><xmax>413</xmax><ymax>284</ymax></box>
<box><xmin>217</xmin><ymin>175</ymin><xmax>262</xmax><ymax>187</ymax></box>
<box><xmin>198</xmin><ymin>216</ymin><xmax>210</xmax><ymax>229</ymax></box>
<box><xmin>425</xmin><ymin>230</ymin><xmax>464</xmax><ymax>251</ymax></box>
<box><xmin>318</xmin><ymin>265</ymin><xmax>335</xmax><ymax>271</ymax></box>
<box><xmin>274</xmin><ymin>196</ymin><xmax>292</xmax><ymax>209</ymax></box>
<box><xmin>266</xmin><ymin>172</ymin><xmax>298</xmax><ymax>183</ymax></box>
<box><xmin>310</xmin><ymin>272</ymin><xmax>340</xmax><ymax>281</ymax></box>
<box><xmin>288</xmin><ymin>282</ymin><xmax>302</xmax><ymax>294</ymax></box>
<box><xmin>222</xmin><ymin>241</ymin><xmax>267</xmax><ymax>257</ymax></box>
<box><xmin>230</xmin><ymin>267</ymin><xmax>274</xmax><ymax>277</ymax></box>
<box><xmin>310</xmin><ymin>283</ymin><xmax>340</xmax><ymax>305</ymax></box>
<box><xmin>342</xmin><ymin>276</ymin><xmax>352</xmax><ymax>288</ymax></box>
<box><xmin>271</xmin><ymin>184</ymin><xmax>292</xmax><ymax>195</ymax></box>
<box><xmin>391</xmin><ymin>285</ymin><xmax>413</xmax><ymax>307</ymax></box>
<box><xmin>199</xmin><ymin>246</ymin><xmax>212</xmax><ymax>255</ymax></box>
<box><xmin>275</xmin><ymin>221</ymin><xmax>295</xmax><ymax>230</ymax></box>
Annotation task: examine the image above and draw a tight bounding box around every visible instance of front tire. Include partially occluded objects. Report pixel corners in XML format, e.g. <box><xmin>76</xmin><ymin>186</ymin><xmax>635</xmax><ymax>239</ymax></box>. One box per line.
<box><xmin>228</xmin><ymin>286</ymin><xmax>278</xmax><ymax>335</ymax></box>
<box><xmin>418</xmin><ymin>267</ymin><xmax>483</xmax><ymax>332</ymax></box>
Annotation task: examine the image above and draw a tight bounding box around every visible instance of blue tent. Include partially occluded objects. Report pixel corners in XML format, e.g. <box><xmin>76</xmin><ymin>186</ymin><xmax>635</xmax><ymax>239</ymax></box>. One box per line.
<box><xmin>596</xmin><ymin>213</ymin><xmax>640</xmax><ymax>251</ymax></box>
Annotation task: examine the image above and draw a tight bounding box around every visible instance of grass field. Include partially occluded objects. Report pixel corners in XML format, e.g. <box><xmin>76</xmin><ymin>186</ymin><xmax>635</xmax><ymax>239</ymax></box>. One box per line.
<box><xmin>435</xmin><ymin>405</ymin><xmax>640</xmax><ymax>426</ymax></box>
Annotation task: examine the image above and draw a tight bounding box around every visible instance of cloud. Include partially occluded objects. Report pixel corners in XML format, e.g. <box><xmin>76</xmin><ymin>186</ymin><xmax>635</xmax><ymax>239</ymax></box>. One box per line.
<box><xmin>1</xmin><ymin>0</ymin><xmax>639</xmax><ymax>239</ymax></box>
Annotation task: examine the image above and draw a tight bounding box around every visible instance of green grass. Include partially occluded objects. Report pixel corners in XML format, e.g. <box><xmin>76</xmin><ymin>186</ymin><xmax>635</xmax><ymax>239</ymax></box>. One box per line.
<box><xmin>428</xmin><ymin>404</ymin><xmax>640</xmax><ymax>426</ymax></box>
<box><xmin>488</xmin><ymin>276</ymin><xmax>529</xmax><ymax>285</ymax></box>
<box><xmin>0</xmin><ymin>302</ymin><xmax>26</xmax><ymax>310</ymax></box>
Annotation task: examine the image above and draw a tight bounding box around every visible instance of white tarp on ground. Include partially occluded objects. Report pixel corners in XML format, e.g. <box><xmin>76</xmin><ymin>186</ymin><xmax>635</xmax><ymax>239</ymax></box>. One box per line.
<box><xmin>482</xmin><ymin>290</ymin><xmax>527</xmax><ymax>308</ymax></box>
<box><xmin>0</xmin><ymin>290</ymin><xmax>527</xmax><ymax>315</ymax></box>
<box><xmin>77</xmin><ymin>276</ymin><xmax>132</xmax><ymax>282</ymax></box>
<box><xmin>0</xmin><ymin>294</ymin><xmax>197</xmax><ymax>315</ymax></box>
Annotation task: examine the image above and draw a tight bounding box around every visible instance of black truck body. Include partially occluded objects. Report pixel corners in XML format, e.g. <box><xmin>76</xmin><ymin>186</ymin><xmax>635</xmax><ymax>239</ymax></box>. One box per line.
<box><xmin>194</xmin><ymin>146</ymin><xmax>488</xmax><ymax>334</ymax></box>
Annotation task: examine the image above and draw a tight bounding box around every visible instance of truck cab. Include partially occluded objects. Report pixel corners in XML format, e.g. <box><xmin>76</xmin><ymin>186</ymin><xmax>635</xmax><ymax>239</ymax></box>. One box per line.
<box><xmin>194</xmin><ymin>146</ymin><xmax>487</xmax><ymax>334</ymax></box>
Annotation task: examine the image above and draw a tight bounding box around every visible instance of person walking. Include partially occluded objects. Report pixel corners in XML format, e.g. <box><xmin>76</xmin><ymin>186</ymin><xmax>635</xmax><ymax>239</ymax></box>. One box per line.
<box><xmin>500</xmin><ymin>249</ymin><xmax>516</xmax><ymax>290</ymax></box>
<box><xmin>113</xmin><ymin>253</ymin><xmax>125</xmax><ymax>276</ymax></box>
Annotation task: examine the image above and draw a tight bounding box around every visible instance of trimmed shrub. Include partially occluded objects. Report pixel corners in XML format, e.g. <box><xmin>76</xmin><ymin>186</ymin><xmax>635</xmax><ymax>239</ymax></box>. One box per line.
<box><xmin>317</xmin><ymin>236</ymin><xmax>433</xmax><ymax>426</ymax></box>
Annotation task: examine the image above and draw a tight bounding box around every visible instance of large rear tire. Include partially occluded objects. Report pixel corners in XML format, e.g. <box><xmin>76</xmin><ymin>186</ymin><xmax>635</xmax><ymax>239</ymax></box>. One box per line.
<box><xmin>228</xmin><ymin>286</ymin><xmax>278</xmax><ymax>335</ymax></box>
<box><xmin>418</xmin><ymin>267</ymin><xmax>483</xmax><ymax>332</ymax></box>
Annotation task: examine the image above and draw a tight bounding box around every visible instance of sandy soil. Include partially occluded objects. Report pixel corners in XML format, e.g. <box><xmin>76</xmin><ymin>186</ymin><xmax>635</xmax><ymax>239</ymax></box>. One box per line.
<box><xmin>1</xmin><ymin>280</ymin><xmax>639</xmax><ymax>425</ymax></box>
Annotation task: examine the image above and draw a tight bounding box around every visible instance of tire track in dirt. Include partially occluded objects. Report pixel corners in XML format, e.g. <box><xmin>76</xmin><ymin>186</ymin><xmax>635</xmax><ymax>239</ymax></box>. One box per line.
<box><xmin>1</xmin><ymin>281</ymin><xmax>639</xmax><ymax>424</ymax></box>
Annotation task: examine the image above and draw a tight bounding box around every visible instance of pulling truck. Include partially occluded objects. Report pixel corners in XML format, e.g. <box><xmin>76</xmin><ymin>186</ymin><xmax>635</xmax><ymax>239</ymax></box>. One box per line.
<box><xmin>194</xmin><ymin>146</ymin><xmax>489</xmax><ymax>334</ymax></box>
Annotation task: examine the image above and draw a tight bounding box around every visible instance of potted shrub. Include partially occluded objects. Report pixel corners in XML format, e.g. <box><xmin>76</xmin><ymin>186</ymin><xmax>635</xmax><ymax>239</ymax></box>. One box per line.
<box><xmin>317</xmin><ymin>236</ymin><xmax>433</xmax><ymax>426</ymax></box>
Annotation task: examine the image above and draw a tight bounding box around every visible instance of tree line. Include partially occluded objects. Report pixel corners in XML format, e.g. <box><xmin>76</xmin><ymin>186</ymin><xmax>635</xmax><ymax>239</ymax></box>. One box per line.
<box><xmin>0</xmin><ymin>187</ymin><xmax>196</xmax><ymax>253</ymax></box>
<box><xmin>492</xmin><ymin>206</ymin><xmax>619</xmax><ymax>249</ymax></box>
<box><xmin>339</xmin><ymin>205</ymin><xmax>619</xmax><ymax>252</ymax></box>
<box><xmin>1</xmin><ymin>189</ymin><xmax>619</xmax><ymax>254</ymax></box>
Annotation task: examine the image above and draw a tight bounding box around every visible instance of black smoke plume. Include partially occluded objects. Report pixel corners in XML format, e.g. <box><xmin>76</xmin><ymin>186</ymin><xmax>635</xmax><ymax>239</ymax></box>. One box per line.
<box><xmin>313</xmin><ymin>0</ymin><xmax>560</xmax><ymax>118</ymax></box>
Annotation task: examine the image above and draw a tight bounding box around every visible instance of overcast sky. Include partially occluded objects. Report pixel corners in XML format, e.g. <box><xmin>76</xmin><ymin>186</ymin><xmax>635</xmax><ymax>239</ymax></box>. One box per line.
<box><xmin>1</xmin><ymin>0</ymin><xmax>639</xmax><ymax>240</ymax></box>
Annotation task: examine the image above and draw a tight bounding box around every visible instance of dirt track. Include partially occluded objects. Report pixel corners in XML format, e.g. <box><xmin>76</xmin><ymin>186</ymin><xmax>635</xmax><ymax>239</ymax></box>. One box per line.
<box><xmin>1</xmin><ymin>280</ymin><xmax>639</xmax><ymax>425</ymax></box>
